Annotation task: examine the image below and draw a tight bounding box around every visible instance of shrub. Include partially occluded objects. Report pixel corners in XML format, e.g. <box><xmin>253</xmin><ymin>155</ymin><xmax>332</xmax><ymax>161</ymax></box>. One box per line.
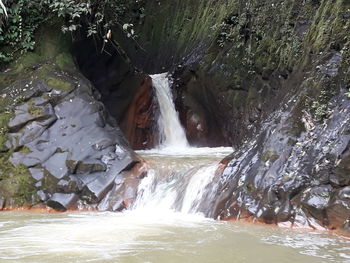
<box><xmin>0</xmin><ymin>0</ymin><xmax>145</xmax><ymax>65</ymax></box>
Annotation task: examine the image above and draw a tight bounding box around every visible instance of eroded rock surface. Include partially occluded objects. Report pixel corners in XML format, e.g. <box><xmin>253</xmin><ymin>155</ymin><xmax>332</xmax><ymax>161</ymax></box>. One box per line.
<box><xmin>120</xmin><ymin>76</ymin><xmax>158</xmax><ymax>150</ymax></box>
<box><xmin>0</xmin><ymin>43</ymin><xmax>145</xmax><ymax>211</ymax></box>
<box><xmin>212</xmin><ymin>50</ymin><xmax>350</xmax><ymax>233</ymax></box>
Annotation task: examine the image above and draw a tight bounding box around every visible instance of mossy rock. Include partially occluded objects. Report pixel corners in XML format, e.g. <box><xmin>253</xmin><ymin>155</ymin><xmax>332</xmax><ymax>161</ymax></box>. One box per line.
<box><xmin>19</xmin><ymin>146</ymin><xmax>32</xmax><ymax>154</ymax></box>
<box><xmin>0</xmin><ymin>151</ymin><xmax>35</xmax><ymax>206</ymax></box>
<box><xmin>28</xmin><ymin>100</ymin><xmax>44</xmax><ymax>118</ymax></box>
<box><xmin>0</xmin><ymin>21</ymin><xmax>76</xmax><ymax>207</ymax></box>
<box><xmin>41</xmin><ymin>169</ymin><xmax>60</xmax><ymax>194</ymax></box>
<box><xmin>45</xmin><ymin>77</ymin><xmax>73</xmax><ymax>92</ymax></box>
<box><xmin>261</xmin><ymin>150</ymin><xmax>279</xmax><ymax>163</ymax></box>
<box><xmin>0</xmin><ymin>110</ymin><xmax>13</xmax><ymax>152</ymax></box>
<box><xmin>55</xmin><ymin>53</ymin><xmax>75</xmax><ymax>71</ymax></box>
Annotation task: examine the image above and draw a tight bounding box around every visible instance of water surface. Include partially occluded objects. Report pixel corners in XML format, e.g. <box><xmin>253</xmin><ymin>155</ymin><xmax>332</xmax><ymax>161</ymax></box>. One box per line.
<box><xmin>1</xmin><ymin>148</ymin><xmax>350</xmax><ymax>263</ymax></box>
<box><xmin>1</xmin><ymin>210</ymin><xmax>350</xmax><ymax>263</ymax></box>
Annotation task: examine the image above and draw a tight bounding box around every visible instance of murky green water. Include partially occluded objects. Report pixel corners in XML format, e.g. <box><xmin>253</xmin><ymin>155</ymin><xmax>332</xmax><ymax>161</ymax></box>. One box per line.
<box><xmin>0</xmin><ymin>211</ymin><xmax>350</xmax><ymax>263</ymax></box>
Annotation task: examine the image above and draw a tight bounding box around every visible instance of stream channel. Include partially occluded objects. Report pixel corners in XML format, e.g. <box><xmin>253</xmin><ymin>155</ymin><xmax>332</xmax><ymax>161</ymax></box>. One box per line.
<box><xmin>0</xmin><ymin>74</ymin><xmax>350</xmax><ymax>262</ymax></box>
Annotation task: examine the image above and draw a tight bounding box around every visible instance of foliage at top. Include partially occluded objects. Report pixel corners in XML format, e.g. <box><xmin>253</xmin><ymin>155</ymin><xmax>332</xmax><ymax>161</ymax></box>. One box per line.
<box><xmin>0</xmin><ymin>0</ymin><xmax>145</xmax><ymax>65</ymax></box>
<box><xmin>0</xmin><ymin>1</ymin><xmax>7</xmax><ymax>18</ymax></box>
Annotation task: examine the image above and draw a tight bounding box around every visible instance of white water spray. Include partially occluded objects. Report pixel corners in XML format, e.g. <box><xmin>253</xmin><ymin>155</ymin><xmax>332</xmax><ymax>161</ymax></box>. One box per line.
<box><xmin>181</xmin><ymin>164</ymin><xmax>218</xmax><ymax>214</ymax></box>
<box><xmin>132</xmin><ymin>74</ymin><xmax>232</xmax><ymax>216</ymax></box>
<box><xmin>151</xmin><ymin>73</ymin><xmax>189</xmax><ymax>149</ymax></box>
<box><xmin>132</xmin><ymin>154</ymin><xmax>221</xmax><ymax>216</ymax></box>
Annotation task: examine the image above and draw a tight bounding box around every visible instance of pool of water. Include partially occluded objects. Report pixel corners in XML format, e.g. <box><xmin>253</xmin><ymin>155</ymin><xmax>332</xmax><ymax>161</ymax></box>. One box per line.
<box><xmin>0</xmin><ymin>211</ymin><xmax>350</xmax><ymax>263</ymax></box>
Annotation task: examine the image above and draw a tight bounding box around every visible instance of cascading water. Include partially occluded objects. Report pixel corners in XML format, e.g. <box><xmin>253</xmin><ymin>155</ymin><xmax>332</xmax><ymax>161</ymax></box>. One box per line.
<box><xmin>151</xmin><ymin>73</ymin><xmax>189</xmax><ymax>149</ymax></box>
<box><xmin>131</xmin><ymin>155</ymin><xmax>223</xmax><ymax>216</ymax></box>
<box><xmin>180</xmin><ymin>164</ymin><xmax>219</xmax><ymax>214</ymax></box>
<box><xmin>132</xmin><ymin>73</ymin><xmax>233</xmax><ymax>216</ymax></box>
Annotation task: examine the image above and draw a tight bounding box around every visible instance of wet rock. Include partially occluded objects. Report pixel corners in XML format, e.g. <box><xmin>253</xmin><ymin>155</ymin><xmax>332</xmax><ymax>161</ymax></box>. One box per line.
<box><xmin>29</xmin><ymin>168</ymin><xmax>44</xmax><ymax>181</ymax></box>
<box><xmin>57</xmin><ymin>179</ymin><xmax>81</xmax><ymax>193</ymax></box>
<box><xmin>9</xmin><ymin>102</ymin><xmax>56</xmax><ymax>134</ymax></box>
<box><xmin>47</xmin><ymin>193</ymin><xmax>79</xmax><ymax>211</ymax></box>
<box><xmin>82</xmin><ymin>155</ymin><xmax>135</xmax><ymax>202</ymax></box>
<box><xmin>119</xmin><ymin>76</ymin><xmax>158</xmax><ymax>150</ymax></box>
<box><xmin>0</xmin><ymin>47</ymin><xmax>144</xmax><ymax>211</ymax></box>
<box><xmin>83</xmin><ymin>172</ymin><xmax>116</xmax><ymax>202</ymax></box>
<box><xmin>115</xmin><ymin>146</ymin><xmax>128</xmax><ymax>160</ymax></box>
<box><xmin>74</xmin><ymin>161</ymin><xmax>107</xmax><ymax>174</ymax></box>
<box><xmin>98</xmin><ymin>162</ymin><xmax>146</xmax><ymax>211</ymax></box>
<box><xmin>18</xmin><ymin>116</ymin><xmax>57</xmax><ymax>146</ymax></box>
<box><xmin>326</xmin><ymin>187</ymin><xmax>350</xmax><ymax>229</ymax></box>
<box><xmin>8</xmin><ymin>104</ymin><xmax>33</xmax><ymax>131</ymax></box>
<box><xmin>92</xmin><ymin>139</ymin><xmax>115</xmax><ymax>151</ymax></box>
<box><xmin>10</xmin><ymin>152</ymin><xmax>41</xmax><ymax>167</ymax></box>
<box><xmin>43</xmin><ymin>152</ymin><xmax>69</xmax><ymax>179</ymax></box>
<box><xmin>212</xmin><ymin>87</ymin><xmax>350</xmax><ymax>231</ymax></box>
<box><xmin>319</xmin><ymin>52</ymin><xmax>342</xmax><ymax>77</ymax></box>
<box><xmin>0</xmin><ymin>198</ymin><xmax>5</xmax><ymax>210</ymax></box>
<box><xmin>37</xmin><ymin>190</ymin><xmax>49</xmax><ymax>202</ymax></box>
<box><xmin>299</xmin><ymin>185</ymin><xmax>332</xmax><ymax>224</ymax></box>
<box><xmin>57</xmin><ymin>179</ymin><xmax>69</xmax><ymax>191</ymax></box>
<box><xmin>173</xmin><ymin>69</ymin><xmax>230</xmax><ymax>147</ymax></box>
<box><xmin>185</xmin><ymin>110</ymin><xmax>208</xmax><ymax>146</ymax></box>
<box><xmin>331</xmin><ymin>145</ymin><xmax>350</xmax><ymax>186</ymax></box>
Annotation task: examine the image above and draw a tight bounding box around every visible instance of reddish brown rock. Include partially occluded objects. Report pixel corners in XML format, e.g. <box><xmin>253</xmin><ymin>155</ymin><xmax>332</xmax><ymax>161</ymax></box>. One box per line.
<box><xmin>185</xmin><ymin>110</ymin><xmax>208</xmax><ymax>146</ymax></box>
<box><xmin>97</xmin><ymin>158</ymin><xmax>149</xmax><ymax>211</ymax></box>
<box><xmin>120</xmin><ymin>76</ymin><xmax>158</xmax><ymax>150</ymax></box>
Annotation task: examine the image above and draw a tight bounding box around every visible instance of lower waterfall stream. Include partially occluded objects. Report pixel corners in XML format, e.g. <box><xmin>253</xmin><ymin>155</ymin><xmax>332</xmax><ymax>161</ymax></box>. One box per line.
<box><xmin>132</xmin><ymin>148</ymin><xmax>231</xmax><ymax>215</ymax></box>
<box><xmin>1</xmin><ymin>150</ymin><xmax>350</xmax><ymax>263</ymax></box>
<box><xmin>1</xmin><ymin>74</ymin><xmax>350</xmax><ymax>262</ymax></box>
<box><xmin>1</xmin><ymin>141</ymin><xmax>350</xmax><ymax>263</ymax></box>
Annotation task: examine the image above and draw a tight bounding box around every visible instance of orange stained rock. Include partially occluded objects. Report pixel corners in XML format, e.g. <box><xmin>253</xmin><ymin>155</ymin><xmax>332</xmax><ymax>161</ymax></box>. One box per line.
<box><xmin>120</xmin><ymin>76</ymin><xmax>158</xmax><ymax>150</ymax></box>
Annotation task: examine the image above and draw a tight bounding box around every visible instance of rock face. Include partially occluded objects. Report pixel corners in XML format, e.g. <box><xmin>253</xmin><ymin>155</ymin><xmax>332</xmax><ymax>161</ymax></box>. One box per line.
<box><xmin>120</xmin><ymin>76</ymin><xmax>159</xmax><ymax>150</ymax></box>
<box><xmin>111</xmin><ymin>0</ymin><xmax>350</xmax><ymax>149</ymax></box>
<box><xmin>72</xmin><ymin>39</ymin><xmax>163</xmax><ymax>150</ymax></box>
<box><xmin>210</xmin><ymin>48</ymin><xmax>350</xmax><ymax>232</ymax></box>
<box><xmin>0</xmin><ymin>25</ymin><xmax>146</xmax><ymax>211</ymax></box>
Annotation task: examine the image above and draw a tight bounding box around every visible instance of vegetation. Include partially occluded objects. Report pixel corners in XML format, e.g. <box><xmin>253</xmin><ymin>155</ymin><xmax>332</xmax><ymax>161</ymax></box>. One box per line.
<box><xmin>0</xmin><ymin>1</ymin><xmax>7</xmax><ymax>18</ymax></box>
<box><xmin>0</xmin><ymin>148</ymin><xmax>36</xmax><ymax>206</ymax></box>
<box><xmin>0</xmin><ymin>0</ymin><xmax>145</xmax><ymax>65</ymax></box>
<box><xmin>28</xmin><ymin>101</ymin><xmax>44</xmax><ymax>118</ymax></box>
<box><xmin>45</xmin><ymin>77</ymin><xmax>72</xmax><ymax>92</ymax></box>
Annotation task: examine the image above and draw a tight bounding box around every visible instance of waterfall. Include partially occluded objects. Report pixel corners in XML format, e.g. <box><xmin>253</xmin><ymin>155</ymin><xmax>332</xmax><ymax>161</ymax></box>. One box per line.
<box><xmin>151</xmin><ymin>73</ymin><xmax>189</xmax><ymax>149</ymax></box>
<box><xmin>131</xmin><ymin>156</ymin><xmax>222</xmax><ymax>216</ymax></box>
<box><xmin>131</xmin><ymin>74</ymin><xmax>233</xmax><ymax>217</ymax></box>
<box><xmin>180</xmin><ymin>164</ymin><xmax>218</xmax><ymax>214</ymax></box>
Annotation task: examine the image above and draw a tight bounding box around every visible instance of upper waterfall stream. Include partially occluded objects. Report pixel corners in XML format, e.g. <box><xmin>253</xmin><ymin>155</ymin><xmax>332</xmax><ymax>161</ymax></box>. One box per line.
<box><xmin>151</xmin><ymin>73</ymin><xmax>189</xmax><ymax>149</ymax></box>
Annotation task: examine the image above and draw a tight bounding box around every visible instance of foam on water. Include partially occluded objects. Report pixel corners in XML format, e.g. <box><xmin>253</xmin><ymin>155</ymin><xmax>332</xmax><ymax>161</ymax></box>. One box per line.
<box><xmin>132</xmin><ymin>147</ymin><xmax>230</xmax><ymax>216</ymax></box>
<box><xmin>1</xmin><ymin>211</ymin><xmax>350</xmax><ymax>263</ymax></box>
<box><xmin>181</xmin><ymin>163</ymin><xmax>218</xmax><ymax>214</ymax></box>
<box><xmin>137</xmin><ymin>146</ymin><xmax>234</xmax><ymax>157</ymax></box>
